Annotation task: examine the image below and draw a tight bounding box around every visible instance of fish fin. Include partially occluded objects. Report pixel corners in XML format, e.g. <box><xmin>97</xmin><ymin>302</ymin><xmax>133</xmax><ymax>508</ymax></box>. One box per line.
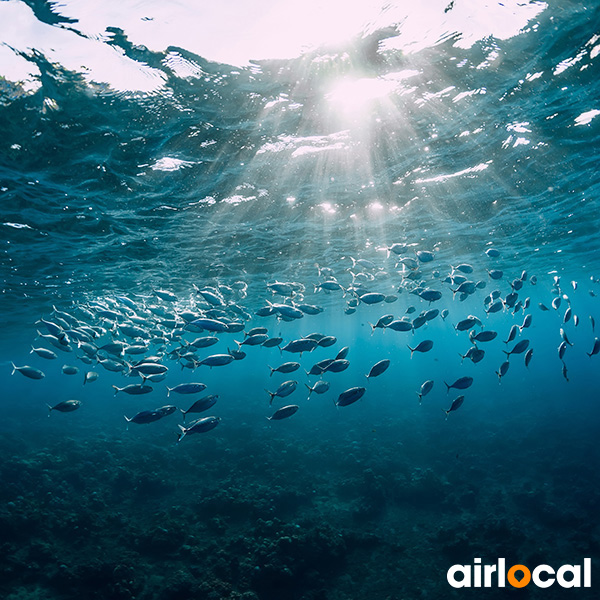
<box><xmin>177</xmin><ymin>424</ymin><xmax>186</xmax><ymax>442</ymax></box>
<box><xmin>502</xmin><ymin>350</ymin><xmax>510</xmax><ymax>357</ymax></box>
<box><xmin>112</xmin><ymin>385</ymin><xmax>120</xmax><ymax>395</ymax></box>
<box><xmin>47</xmin><ymin>404</ymin><xmax>53</xmax><ymax>416</ymax></box>
<box><xmin>268</xmin><ymin>366</ymin><xmax>274</xmax><ymax>377</ymax></box>
<box><xmin>444</xmin><ymin>381</ymin><xmax>450</xmax><ymax>393</ymax></box>
<box><xmin>407</xmin><ymin>345</ymin><xmax>414</xmax><ymax>358</ymax></box>
<box><xmin>166</xmin><ymin>387</ymin><xmax>171</xmax><ymax>397</ymax></box>
<box><xmin>124</xmin><ymin>415</ymin><xmax>131</xmax><ymax>422</ymax></box>
<box><xmin>11</xmin><ymin>361</ymin><xmax>17</xmax><ymax>375</ymax></box>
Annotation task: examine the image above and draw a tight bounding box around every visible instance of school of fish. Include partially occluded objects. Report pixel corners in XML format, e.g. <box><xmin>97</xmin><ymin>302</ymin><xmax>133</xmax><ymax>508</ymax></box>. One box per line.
<box><xmin>11</xmin><ymin>244</ymin><xmax>600</xmax><ymax>440</ymax></box>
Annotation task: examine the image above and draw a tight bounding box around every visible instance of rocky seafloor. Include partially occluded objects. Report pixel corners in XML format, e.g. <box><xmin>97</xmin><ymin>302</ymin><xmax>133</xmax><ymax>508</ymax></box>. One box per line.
<box><xmin>0</xmin><ymin>405</ymin><xmax>598</xmax><ymax>600</ymax></box>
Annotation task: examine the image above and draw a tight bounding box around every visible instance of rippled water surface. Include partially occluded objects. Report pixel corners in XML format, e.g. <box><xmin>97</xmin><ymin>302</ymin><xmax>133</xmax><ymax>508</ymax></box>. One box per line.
<box><xmin>1</xmin><ymin>2</ymin><xmax>600</xmax><ymax>599</ymax></box>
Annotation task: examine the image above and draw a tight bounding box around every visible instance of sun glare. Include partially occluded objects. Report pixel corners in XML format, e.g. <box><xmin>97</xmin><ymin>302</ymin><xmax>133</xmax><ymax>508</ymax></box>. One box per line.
<box><xmin>326</xmin><ymin>77</ymin><xmax>397</xmax><ymax>115</ymax></box>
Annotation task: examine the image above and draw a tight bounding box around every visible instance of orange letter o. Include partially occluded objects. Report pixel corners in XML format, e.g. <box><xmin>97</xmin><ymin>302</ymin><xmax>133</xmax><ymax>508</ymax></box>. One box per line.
<box><xmin>508</xmin><ymin>565</ymin><xmax>531</xmax><ymax>588</ymax></box>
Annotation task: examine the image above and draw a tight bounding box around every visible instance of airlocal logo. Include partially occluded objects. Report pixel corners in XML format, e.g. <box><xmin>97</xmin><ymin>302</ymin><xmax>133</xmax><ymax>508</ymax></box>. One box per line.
<box><xmin>447</xmin><ymin>558</ymin><xmax>592</xmax><ymax>588</ymax></box>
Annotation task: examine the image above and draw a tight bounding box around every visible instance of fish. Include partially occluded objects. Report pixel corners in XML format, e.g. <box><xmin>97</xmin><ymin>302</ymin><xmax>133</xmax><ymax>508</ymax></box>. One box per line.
<box><xmin>269</xmin><ymin>303</ymin><xmax>304</xmax><ymax>320</ymax></box>
<box><xmin>314</xmin><ymin>280</ymin><xmax>345</xmax><ymax>293</ymax></box>
<box><xmin>487</xmin><ymin>269</ymin><xmax>503</xmax><ymax>280</ymax></box>
<box><xmin>562</xmin><ymin>362</ymin><xmax>569</xmax><ymax>382</ymax></box>
<box><xmin>177</xmin><ymin>416</ymin><xmax>221</xmax><ymax>441</ymax></box>
<box><xmin>84</xmin><ymin>371</ymin><xmax>99</xmax><ymax>384</ymax></box>
<box><xmin>441</xmin><ymin>309</ymin><xmax>449</xmax><ymax>320</ymax></box>
<box><xmin>265</xmin><ymin>380</ymin><xmax>298</xmax><ymax>405</ymax></box>
<box><xmin>469</xmin><ymin>330</ymin><xmax>497</xmax><ymax>343</ymax></box>
<box><xmin>189</xmin><ymin>318</ymin><xmax>229</xmax><ymax>332</ymax></box>
<box><xmin>124</xmin><ymin>410</ymin><xmax>163</xmax><ymax>425</ymax></box>
<box><xmin>416</xmin><ymin>380</ymin><xmax>434</xmax><ymax>403</ymax></box>
<box><xmin>370</xmin><ymin>314</ymin><xmax>394</xmax><ymax>332</ymax></box>
<box><xmin>558</xmin><ymin>341</ymin><xmax>567</xmax><ymax>360</ymax></box>
<box><xmin>407</xmin><ymin>340</ymin><xmax>434</xmax><ymax>358</ymax></box>
<box><xmin>11</xmin><ymin>363</ymin><xmax>45</xmax><ymax>380</ymax></box>
<box><xmin>444</xmin><ymin>376</ymin><xmax>473</xmax><ymax>393</ymax></box>
<box><xmin>297</xmin><ymin>304</ymin><xmax>323</xmax><ymax>315</ymax></box>
<box><xmin>443</xmin><ymin>395</ymin><xmax>464</xmax><ymax>418</ymax></box>
<box><xmin>112</xmin><ymin>384</ymin><xmax>153</xmax><ymax>395</ymax></box>
<box><xmin>452</xmin><ymin>263</ymin><xmax>474</xmax><ymax>274</ymax></box>
<box><xmin>504</xmin><ymin>339</ymin><xmax>530</xmax><ymax>357</ymax></box>
<box><xmin>336</xmin><ymin>346</ymin><xmax>350</xmax><ymax>360</ymax></box>
<box><xmin>30</xmin><ymin>346</ymin><xmax>57</xmax><ymax>360</ymax></box>
<box><xmin>269</xmin><ymin>362</ymin><xmax>301</xmax><ymax>376</ymax></box>
<box><xmin>423</xmin><ymin>308</ymin><xmax>440</xmax><ymax>322</ymax></box>
<box><xmin>166</xmin><ymin>383</ymin><xmax>207</xmax><ymax>396</ymax></box>
<box><xmin>419</xmin><ymin>289</ymin><xmax>442</xmax><ymax>303</ymax></box>
<box><xmin>460</xmin><ymin>347</ymin><xmax>485</xmax><ymax>364</ymax></box>
<box><xmin>552</xmin><ymin>297</ymin><xmax>561</xmax><ymax>310</ymax></box>
<box><xmin>305</xmin><ymin>381</ymin><xmax>330</xmax><ymax>397</ymax></box>
<box><xmin>563</xmin><ymin>307</ymin><xmax>572</xmax><ymax>324</ymax></box>
<box><xmin>454</xmin><ymin>317</ymin><xmax>478</xmax><ymax>331</ymax></box>
<box><xmin>281</xmin><ymin>338</ymin><xmax>319</xmax><ymax>355</ymax></box>
<box><xmin>336</xmin><ymin>387</ymin><xmax>366</xmax><ymax>407</ymax></box>
<box><xmin>236</xmin><ymin>333</ymin><xmax>269</xmax><ymax>347</ymax></box>
<box><xmin>317</xmin><ymin>335</ymin><xmax>337</xmax><ymax>348</ymax></box>
<box><xmin>524</xmin><ymin>348</ymin><xmax>533</xmax><ymax>367</ymax></box>
<box><xmin>385</xmin><ymin>319</ymin><xmax>413</xmax><ymax>332</ymax></box>
<box><xmin>267</xmin><ymin>405</ymin><xmax>299</xmax><ymax>421</ymax></box>
<box><xmin>359</xmin><ymin>292</ymin><xmax>385</xmax><ymax>305</ymax></box>
<box><xmin>496</xmin><ymin>361</ymin><xmax>510</xmax><ymax>382</ymax></box>
<box><xmin>324</xmin><ymin>359</ymin><xmax>350</xmax><ymax>373</ymax></box>
<box><xmin>180</xmin><ymin>395</ymin><xmax>219</xmax><ymax>421</ymax></box>
<box><xmin>504</xmin><ymin>292</ymin><xmax>519</xmax><ymax>308</ymax></box>
<box><xmin>262</xmin><ymin>336</ymin><xmax>283</xmax><ymax>348</ymax></box>
<box><xmin>559</xmin><ymin>328</ymin><xmax>573</xmax><ymax>346</ymax></box>
<box><xmin>519</xmin><ymin>314</ymin><xmax>532</xmax><ymax>332</ymax></box>
<box><xmin>451</xmin><ymin>281</ymin><xmax>476</xmax><ymax>297</ymax></box>
<box><xmin>591</xmin><ymin>315</ymin><xmax>596</xmax><ymax>332</ymax></box>
<box><xmin>62</xmin><ymin>365</ymin><xmax>79</xmax><ymax>375</ymax></box>
<box><xmin>366</xmin><ymin>359</ymin><xmax>391</xmax><ymax>379</ymax></box>
<box><xmin>587</xmin><ymin>338</ymin><xmax>600</xmax><ymax>357</ymax></box>
<box><xmin>197</xmin><ymin>354</ymin><xmax>235</xmax><ymax>367</ymax></box>
<box><xmin>130</xmin><ymin>362</ymin><xmax>168</xmax><ymax>376</ymax></box>
<box><xmin>189</xmin><ymin>336</ymin><xmax>219</xmax><ymax>349</ymax></box>
<box><xmin>539</xmin><ymin>303</ymin><xmax>549</xmax><ymax>311</ymax></box>
<box><xmin>47</xmin><ymin>399</ymin><xmax>81</xmax><ymax>415</ymax></box>
<box><xmin>485</xmin><ymin>248</ymin><xmax>500</xmax><ymax>258</ymax></box>
<box><xmin>416</xmin><ymin>250</ymin><xmax>435</xmax><ymax>263</ymax></box>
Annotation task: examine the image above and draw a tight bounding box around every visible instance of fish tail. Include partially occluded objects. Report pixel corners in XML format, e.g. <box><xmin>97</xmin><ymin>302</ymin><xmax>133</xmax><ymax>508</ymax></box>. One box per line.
<box><xmin>112</xmin><ymin>385</ymin><xmax>120</xmax><ymax>395</ymax></box>
<box><xmin>502</xmin><ymin>350</ymin><xmax>510</xmax><ymax>357</ymax></box>
<box><xmin>407</xmin><ymin>345</ymin><xmax>414</xmax><ymax>358</ymax></box>
<box><xmin>47</xmin><ymin>404</ymin><xmax>53</xmax><ymax>417</ymax></box>
<box><xmin>124</xmin><ymin>415</ymin><xmax>131</xmax><ymax>422</ymax></box>
<box><xmin>10</xmin><ymin>361</ymin><xmax>16</xmax><ymax>376</ymax></box>
<box><xmin>444</xmin><ymin>381</ymin><xmax>450</xmax><ymax>393</ymax></box>
<box><xmin>265</xmin><ymin>389</ymin><xmax>275</xmax><ymax>405</ymax></box>
<box><xmin>166</xmin><ymin>387</ymin><xmax>171</xmax><ymax>397</ymax></box>
<box><xmin>177</xmin><ymin>424</ymin><xmax>186</xmax><ymax>443</ymax></box>
<box><xmin>179</xmin><ymin>409</ymin><xmax>186</xmax><ymax>423</ymax></box>
<box><xmin>30</xmin><ymin>346</ymin><xmax>35</xmax><ymax>354</ymax></box>
<box><xmin>268</xmin><ymin>366</ymin><xmax>274</xmax><ymax>377</ymax></box>
<box><xmin>416</xmin><ymin>392</ymin><xmax>422</xmax><ymax>404</ymax></box>
<box><xmin>304</xmin><ymin>383</ymin><xmax>313</xmax><ymax>397</ymax></box>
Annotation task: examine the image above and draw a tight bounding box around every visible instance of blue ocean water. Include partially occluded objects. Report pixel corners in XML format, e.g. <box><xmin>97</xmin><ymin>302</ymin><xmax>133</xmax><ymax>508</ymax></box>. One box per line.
<box><xmin>1</xmin><ymin>1</ymin><xmax>600</xmax><ymax>599</ymax></box>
